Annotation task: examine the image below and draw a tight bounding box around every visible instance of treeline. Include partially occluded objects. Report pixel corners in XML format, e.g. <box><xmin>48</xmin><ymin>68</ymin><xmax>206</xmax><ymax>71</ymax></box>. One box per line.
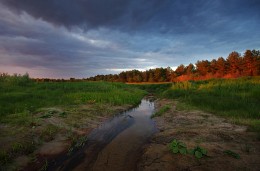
<box><xmin>86</xmin><ymin>49</ymin><xmax>260</xmax><ymax>82</ymax></box>
<box><xmin>1</xmin><ymin>49</ymin><xmax>259</xmax><ymax>83</ymax></box>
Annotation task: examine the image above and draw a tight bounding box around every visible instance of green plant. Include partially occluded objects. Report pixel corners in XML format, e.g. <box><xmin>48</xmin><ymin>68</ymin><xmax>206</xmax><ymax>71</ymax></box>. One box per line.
<box><xmin>0</xmin><ymin>150</ymin><xmax>10</xmax><ymax>165</ymax></box>
<box><xmin>39</xmin><ymin>112</ymin><xmax>53</xmax><ymax>118</ymax></box>
<box><xmin>162</xmin><ymin>77</ymin><xmax>260</xmax><ymax>132</ymax></box>
<box><xmin>11</xmin><ymin>142</ymin><xmax>23</xmax><ymax>153</ymax></box>
<box><xmin>67</xmin><ymin>136</ymin><xmax>87</xmax><ymax>156</ymax></box>
<box><xmin>189</xmin><ymin>146</ymin><xmax>207</xmax><ymax>159</ymax></box>
<box><xmin>40</xmin><ymin>125</ymin><xmax>59</xmax><ymax>141</ymax></box>
<box><xmin>223</xmin><ymin>150</ymin><xmax>240</xmax><ymax>159</ymax></box>
<box><xmin>40</xmin><ymin>159</ymin><xmax>48</xmax><ymax>171</ymax></box>
<box><xmin>0</xmin><ymin>81</ymin><xmax>146</xmax><ymax>118</ymax></box>
<box><xmin>169</xmin><ymin>140</ymin><xmax>208</xmax><ymax>159</ymax></box>
<box><xmin>169</xmin><ymin>139</ymin><xmax>187</xmax><ymax>154</ymax></box>
<box><xmin>58</xmin><ymin>111</ymin><xmax>67</xmax><ymax>118</ymax></box>
<box><xmin>151</xmin><ymin>105</ymin><xmax>171</xmax><ymax>118</ymax></box>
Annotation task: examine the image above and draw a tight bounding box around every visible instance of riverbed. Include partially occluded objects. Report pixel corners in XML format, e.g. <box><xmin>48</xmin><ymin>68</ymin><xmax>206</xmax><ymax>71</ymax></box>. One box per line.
<box><xmin>51</xmin><ymin>98</ymin><xmax>156</xmax><ymax>171</ymax></box>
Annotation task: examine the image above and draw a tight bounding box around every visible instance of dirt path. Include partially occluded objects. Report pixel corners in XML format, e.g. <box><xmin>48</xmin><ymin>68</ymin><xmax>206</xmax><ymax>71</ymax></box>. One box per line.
<box><xmin>137</xmin><ymin>99</ymin><xmax>260</xmax><ymax>171</ymax></box>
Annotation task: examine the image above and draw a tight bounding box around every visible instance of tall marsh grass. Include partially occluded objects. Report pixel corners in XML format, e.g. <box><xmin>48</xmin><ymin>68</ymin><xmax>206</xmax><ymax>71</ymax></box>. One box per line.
<box><xmin>163</xmin><ymin>77</ymin><xmax>260</xmax><ymax>131</ymax></box>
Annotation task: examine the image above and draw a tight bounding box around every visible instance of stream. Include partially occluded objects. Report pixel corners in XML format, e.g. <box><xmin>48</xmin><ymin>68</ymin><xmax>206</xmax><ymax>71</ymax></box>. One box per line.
<box><xmin>50</xmin><ymin>98</ymin><xmax>156</xmax><ymax>171</ymax></box>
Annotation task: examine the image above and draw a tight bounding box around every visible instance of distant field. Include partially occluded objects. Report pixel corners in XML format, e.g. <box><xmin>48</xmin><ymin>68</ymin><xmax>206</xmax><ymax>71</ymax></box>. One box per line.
<box><xmin>162</xmin><ymin>77</ymin><xmax>260</xmax><ymax>132</ymax></box>
<box><xmin>126</xmin><ymin>82</ymin><xmax>171</xmax><ymax>85</ymax></box>
<box><xmin>1</xmin><ymin>75</ymin><xmax>259</xmax><ymax>131</ymax></box>
<box><xmin>0</xmin><ymin>76</ymin><xmax>146</xmax><ymax>118</ymax></box>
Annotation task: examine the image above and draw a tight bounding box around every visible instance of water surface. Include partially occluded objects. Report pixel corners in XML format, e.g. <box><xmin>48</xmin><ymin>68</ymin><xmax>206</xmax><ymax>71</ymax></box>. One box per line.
<box><xmin>55</xmin><ymin>99</ymin><xmax>156</xmax><ymax>171</ymax></box>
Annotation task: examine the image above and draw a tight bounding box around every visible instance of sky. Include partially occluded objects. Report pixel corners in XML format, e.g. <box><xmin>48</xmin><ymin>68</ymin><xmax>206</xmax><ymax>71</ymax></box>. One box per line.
<box><xmin>0</xmin><ymin>0</ymin><xmax>259</xmax><ymax>78</ymax></box>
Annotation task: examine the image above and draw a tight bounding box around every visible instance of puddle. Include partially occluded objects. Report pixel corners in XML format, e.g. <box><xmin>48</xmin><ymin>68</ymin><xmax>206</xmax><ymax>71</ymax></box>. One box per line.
<box><xmin>50</xmin><ymin>98</ymin><xmax>156</xmax><ymax>171</ymax></box>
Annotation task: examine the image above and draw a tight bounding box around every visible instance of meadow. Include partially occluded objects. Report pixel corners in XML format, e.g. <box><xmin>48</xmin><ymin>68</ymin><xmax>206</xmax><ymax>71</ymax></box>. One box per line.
<box><xmin>1</xmin><ymin>74</ymin><xmax>260</xmax><ymax>169</ymax></box>
<box><xmin>0</xmin><ymin>74</ymin><xmax>146</xmax><ymax>169</ymax></box>
<box><xmin>162</xmin><ymin>77</ymin><xmax>260</xmax><ymax>132</ymax></box>
<box><xmin>0</xmin><ymin>75</ymin><xmax>145</xmax><ymax>118</ymax></box>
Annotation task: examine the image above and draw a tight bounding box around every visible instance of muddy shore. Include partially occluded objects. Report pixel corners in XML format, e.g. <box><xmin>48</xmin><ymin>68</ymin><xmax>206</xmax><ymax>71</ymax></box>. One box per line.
<box><xmin>137</xmin><ymin>99</ymin><xmax>260</xmax><ymax>171</ymax></box>
<box><xmin>0</xmin><ymin>104</ymin><xmax>132</xmax><ymax>171</ymax></box>
<box><xmin>3</xmin><ymin>98</ymin><xmax>259</xmax><ymax>171</ymax></box>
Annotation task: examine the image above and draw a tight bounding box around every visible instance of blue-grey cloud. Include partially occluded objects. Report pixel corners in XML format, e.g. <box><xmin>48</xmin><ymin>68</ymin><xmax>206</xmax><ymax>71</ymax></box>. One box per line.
<box><xmin>2</xmin><ymin>0</ymin><xmax>260</xmax><ymax>33</ymax></box>
<box><xmin>0</xmin><ymin>0</ymin><xmax>259</xmax><ymax>78</ymax></box>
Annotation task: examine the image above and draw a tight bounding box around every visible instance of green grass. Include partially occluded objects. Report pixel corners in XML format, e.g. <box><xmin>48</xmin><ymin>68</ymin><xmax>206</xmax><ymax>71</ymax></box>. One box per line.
<box><xmin>151</xmin><ymin>105</ymin><xmax>171</xmax><ymax>118</ymax></box>
<box><xmin>0</xmin><ymin>75</ymin><xmax>147</xmax><ymax>169</ymax></box>
<box><xmin>134</xmin><ymin>83</ymin><xmax>172</xmax><ymax>94</ymax></box>
<box><xmin>0</xmin><ymin>78</ymin><xmax>146</xmax><ymax>121</ymax></box>
<box><xmin>162</xmin><ymin>77</ymin><xmax>260</xmax><ymax>132</ymax></box>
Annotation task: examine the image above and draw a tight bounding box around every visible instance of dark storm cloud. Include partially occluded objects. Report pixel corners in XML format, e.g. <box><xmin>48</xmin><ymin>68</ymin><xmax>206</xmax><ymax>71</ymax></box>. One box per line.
<box><xmin>1</xmin><ymin>0</ymin><xmax>131</xmax><ymax>29</ymax></box>
<box><xmin>2</xmin><ymin>0</ymin><xmax>260</xmax><ymax>33</ymax></box>
<box><xmin>0</xmin><ymin>0</ymin><xmax>260</xmax><ymax>78</ymax></box>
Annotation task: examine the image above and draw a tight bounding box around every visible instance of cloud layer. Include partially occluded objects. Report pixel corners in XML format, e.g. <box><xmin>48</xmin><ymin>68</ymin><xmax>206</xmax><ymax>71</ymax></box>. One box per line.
<box><xmin>0</xmin><ymin>0</ymin><xmax>260</xmax><ymax>78</ymax></box>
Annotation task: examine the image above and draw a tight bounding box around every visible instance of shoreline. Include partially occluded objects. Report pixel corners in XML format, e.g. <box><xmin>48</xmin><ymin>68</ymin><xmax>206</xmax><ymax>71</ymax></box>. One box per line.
<box><xmin>137</xmin><ymin>98</ymin><xmax>260</xmax><ymax>171</ymax></box>
<box><xmin>2</xmin><ymin>103</ymin><xmax>134</xmax><ymax>171</ymax></box>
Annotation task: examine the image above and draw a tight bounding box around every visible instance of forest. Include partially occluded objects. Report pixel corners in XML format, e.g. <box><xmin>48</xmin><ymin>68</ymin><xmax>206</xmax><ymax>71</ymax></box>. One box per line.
<box><xmin>86</xmin><ymin>49</ymin><xmax>260</xmax><ymax>82</ymax></box>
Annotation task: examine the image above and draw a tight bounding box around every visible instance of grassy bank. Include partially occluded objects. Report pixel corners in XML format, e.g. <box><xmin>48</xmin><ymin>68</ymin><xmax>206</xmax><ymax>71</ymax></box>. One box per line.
<box><xmin>162</xmin><ymin>77</ymin><xmax>260</xmax><ymax>132</ymax></box>
<box><xmin>0</xmin><ymin>79</ymin><xmax>145</xmax><ymax>118</ymax></box>
<box><xmin>134</xmin><ymin>83</ymin><xmax>172</xmax><ymax>95</ymax></box>
<box><xmin>0</xmin><ymin>75</ymin><xmax>146</xmax><ymax>169</ymax></box>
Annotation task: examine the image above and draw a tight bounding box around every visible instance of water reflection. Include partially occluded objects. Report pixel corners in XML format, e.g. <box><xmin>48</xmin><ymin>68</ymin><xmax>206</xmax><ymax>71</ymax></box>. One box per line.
<box><xmin>51</xmin><ymin>99</ymin><xmax>156</xmax><ymax>171</ymax></box>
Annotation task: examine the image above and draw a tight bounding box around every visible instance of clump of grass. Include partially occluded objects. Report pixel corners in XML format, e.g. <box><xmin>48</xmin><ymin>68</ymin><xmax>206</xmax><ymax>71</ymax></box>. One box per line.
<box><xmin>40</xmin><ymin>125</ymin><xmax>59</xmax><ymax>141</ymax></box>
<box><xmin>135</xmin><ymin>83</ymin><xmax>172</xmax><ymax>94</ymax></box>
<box><xmin>38</xmin><ymin>109</ymin><xmax>67</xmax><ymax>119</ymax></box>
<box><xmin>0</xmin><ymin>150</ymin><xmax>11</xmax><ymax>166</ymax></box>
<box><xmin>67</xmin><ymin>136</ymin><xmax>87</xmax><ymax>156</ymax></box>
<box><xmin>151</xmin><ymin>105</ymin><xmax>171</xmax><ymax>118</ymax></box>
<box><xmin>223</xmin><ymin>150</ymin><xmax>240</xmax><ymax>159</ymax></box>
<box><xmin>40</xmin><ymin>159</ymin><xmax>48</xmax><ymax>171</ymax></box>
<box><xmin>162</xmin><ymin>77</ymin><xmax>260</xmax><ymax>132</ymax></box>
<box><xmin>0</xmin><ymin>141</ymin><xmax>36</xmax><ymax>169</ymax></box>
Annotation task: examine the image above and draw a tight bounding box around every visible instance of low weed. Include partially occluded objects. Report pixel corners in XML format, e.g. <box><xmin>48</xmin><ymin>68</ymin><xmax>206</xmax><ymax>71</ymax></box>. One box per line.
<box><xmin>189</xmin><ymin>146</ymin><xmax>207</xmax><ymax>159</ymax></box>
<box><xmin>11</xmin><ymin>142</ymin><xmax>23</xmax><ymax>153</ymax></box>
<box><xmin>169</xmin><ymin>139</ymin><xmax>207</xmax><ymax>159</ymax></box>
<box><xmin>223</xmin><ymin>150</ymin><xmax>240</xmax><ymax>159</ymax></box>
<box><xmin>0</xmin><ymin>150</ymin><xmax>11</xmax><ymax>165</ymax></box>
<box><xmin>58</xmin><ymin>111</ymin><xmax>67</xmax><ymax>118</ymax></box>
<box><xmin>67</xmin><ymin>136</ymin><xmax>88</xmax><ymax>156</ymax></box>
<box><xmin>39</xmin><ymin>109</ymin><xmax>67</xmax><ymax>119</ymax></box>
<box><xmin>40</xmin><ymin>125</ymin><xmax>59</xmax><ymax>141</ymax></box>
<box><xmin>40</xmin><ymin>159</ymin><xmax>48</xmax><ymax>171</ymax></box>
<box><xmin>151</xmin><ymin>105</ymin><xmax>171</xmax><ymax>118</ymax></box>
<box><xmin>169</xmin><ymin>139</ymin><xmax>187</xmax><ymax>154</ymax></box>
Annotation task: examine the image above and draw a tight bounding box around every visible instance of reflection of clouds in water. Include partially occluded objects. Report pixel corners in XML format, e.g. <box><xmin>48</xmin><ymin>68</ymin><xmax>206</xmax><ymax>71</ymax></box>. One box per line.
<box><xmin>51</xmin><ymin>98</ymin><xmax>156</xmax><ymax>170</ymax></box>
<box><xmin>132</xmin><ymin>99</ymin><xmax>154</xmax><ymax>116</ymax></box>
